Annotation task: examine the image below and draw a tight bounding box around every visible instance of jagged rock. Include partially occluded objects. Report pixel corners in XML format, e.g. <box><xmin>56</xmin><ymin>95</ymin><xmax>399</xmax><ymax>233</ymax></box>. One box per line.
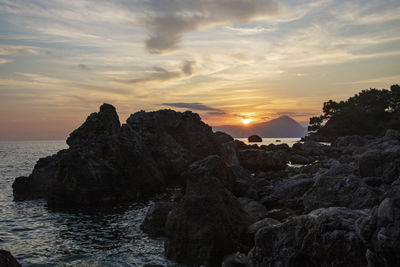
<box><xmin>140</xmin><ymin>202</ymin><xmax>177</xmax><ymax>237</ymax></box>
<box><xmin>356</xmin><ymin>196</ymin><xmax>400</xmax><ymax>267</ymax></box>
<box><xmin>183</xmin><ymin>155</ymin><xmax>236</xmax><ymax>191</ymax></box>
<box><xmin>333</xmin><ymin>135</ymin><xmax>365</xmax><ymax>147</ymax></box>
<box><xmin>384</xmin><ymin>129</ymin><xmax>400</xmax><ymax>140</ymax></box>
<box><xmin>303</xmin><ymin>175</ymin><xmax>380</xmax><ymax>213</ymax></box>
<box><xmin>260</xmin><ymin>178</ymin><xmax>314</xmax><ymax>212</ymax></box>
<box><xmin>249</xmin><ymin>207</ymin><xmax>370</xmax><ymax>267</ymax></box>
<box><xmin>289</xmin><ymin>154</ymin><xmax>314</xmax><ymax>165</ymax></box>
<box><xmin>238</xmin><ymin>197</ymin><xmax>268</xmax><ymax>221</ymax></box>
<box><xmin>126</xmin><ymin>109</ymin><xmax>221</xmax><ymax>185</ymax></box>
<box><xmin>221</xmin><ymin>252</ymin><xmax>251</xmax><ymax>267</ymax></box>
<box><xmin>214</xmin><ymin>131</ymin><xmax>234</xmax><ymax>144</ymax></box>
<box><xmin>238</xmin><ymin>149</ymin><xmax>288</xmax><ymax>172</ymax></box>
<box><xmin>248</xmin><ymin>135</ymin><xmax>262</xmax><ymax>142</ymax></box>
<box><xmin>292</xmin><ymin>141</ymin><xmax>327</xmax><ymax>156</ymax></box>
<box><xmin>0</xmin><ymin>250</ymin><xmax>21</xmax><ymax>267</ymax></box>
<box><xmin>165</xmin><ymin>176</ymin><xmax>254</xmax><ymax>266</ymax></box>
<box><xmin>264</xmin><ymin>208</ymin><xmax>296</xmax><ymax>221</ymax></box>
<box><xmin>221</xmin><ymin>141</ymin><xmax>241</xmax><ymax>167</ymax></box>
<box><xmin>359</xmin><ymin>151</ymin><xmax>384</xmax><ymax>177</ymax></box>
<box><xmin>247</xmin><ymin>217</ymin><xmax>280</xmax><ymax>235</ymax></box>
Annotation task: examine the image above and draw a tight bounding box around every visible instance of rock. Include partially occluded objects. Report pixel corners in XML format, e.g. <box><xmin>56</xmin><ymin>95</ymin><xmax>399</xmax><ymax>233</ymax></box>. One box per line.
<box><xmin>13</xmin><ymin>104</ymin><xmax>166</xmax><ymax>208</ymax></box>
<box><xmin>247</xmin><ymin>217</ymin><xmax>280</xmax><ymax>235</ymax></box>
<box><xmin>303</xmin><ymin>175</ymin><xmax>380</xmax><ymax>213</ymax></box>
<box><xmin>140</xmin><ymin>202</ymin><xmax>177</xmax><ymax>237</ymax></box>
<box><xmin>127</xmin><ymin>109</ymin><xmax>221</xmax><ymax>185</ymax></box>
<box><xmin>248</xmin><ymin>135</ymin><xmax>262</xmax><ymax>142</ymax></box>
<box><xmin>292</xmin><ymin>141</ymin><xmax>327</xmax><ymax>156</ymax></box>
<box><xmin>221</xmin><ymin>141</ymin><xmax>240</xmax><ymax>167</ymax></box>
<box><xmin>362</xmin><ymin>177</ymin><xmax>383</xmax><ymax>187</ymax></box>
<box><xmin>248</xmin><ymin>207</ymin><xmax>370</xmax><ymax>267</ymax></box>
<box><xmin>234</xmin><ymin>139</ymin><xmax>249</xmax><ymax>150</ymax></box>
<box><xmin>384</xmin><ymin>129</ymin><xmax>400</xmax><ymax>140</ymax></box>
<box><xmin>356</xmin><ymin>197</ymin><xmax>400</xmax><ymax>267</ymax></box>
<box><xmin>289</xmin><ymin>154</ymin><xmax>314</xmax><ymax>165</ymax></box>
<box><xmin>183</xmin><ymin>155</ymin><xmax>236</xmax><ymax>191</ymax></box>
<box><xmin>66</xmin><ymin>103</ymin><xmax>120</xmax><ymax>148</ymax></box>
<box><xmin>359</xmin><ymin>151</ymin><xmax>384</xmax><ymax>177</ymax></box>
<box><xmin>333</xmin><ymin>135</ymin><xmax>365</xmax><ymax>147</ymax></box>
<box><xmin>221</xmin><ymin>252</ymin><xmax>251</xmax><ymax>267</ymax></box>
<box><xmin>238</xmin><ymin>149</ymin><xmax>288</xmax><ymax>172</ymax></box>
<box><xmin>165</xmin><ymin>176</ymin><xmax>254</xmax><ymax>266</ymax></box>
<box><xmin>0</xmin><ymin>250</ymin><xmax>21</xmax><ymax>267</ymax></box>
<box><xmin>265</xmin><ymin>208</ymin><xmax>296</xmax><ymax>221</ymax></box>
<box><xmin>214</xmin><ymin>131</ymin><xmax>234</xmax><ymax>144</ymax></box>
<box><xmin>238</xmin><ymin>197</ymin><xmax>268</xmax><ymax>221</ymax></box>
<box><xmin>260</xmin><ymin>178</ymin><xmax>314</xmax><ymax>213</ymax></box>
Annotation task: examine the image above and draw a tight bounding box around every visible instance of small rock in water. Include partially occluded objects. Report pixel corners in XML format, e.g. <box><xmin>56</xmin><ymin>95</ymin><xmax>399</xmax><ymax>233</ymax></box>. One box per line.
<box><xmin>248</xmin><ymin>135</ymin><xmax>262</xmax><ymax>142</ymax></box>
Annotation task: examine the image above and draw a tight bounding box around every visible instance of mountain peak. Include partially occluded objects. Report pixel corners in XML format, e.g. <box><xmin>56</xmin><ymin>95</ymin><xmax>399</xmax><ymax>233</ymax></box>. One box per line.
<box><xmin>213</xmin><ymin>115</ymin><xmax>307</xmax><ymax>138</ymax></box>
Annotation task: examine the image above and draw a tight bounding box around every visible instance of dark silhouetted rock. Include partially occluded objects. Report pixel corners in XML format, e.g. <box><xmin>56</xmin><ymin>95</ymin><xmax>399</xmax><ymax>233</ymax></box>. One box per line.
<box><xmin>249</xmin><ymin>207</ymin><xmax>370</xmax><ymax>267</ymax></box>
<box><xmin>140</xmin><ymin>201</ymin><xmax>177</xmax><ymax>237</ymax></box>
<box><xmin>248</xmin><ymin>135</ymin><xmax>262</xmax><ymax>142</ymax></box>
<box><xmin>221</xmin><ymin>252</ymin><xmax>251</xmax><ymax>267</ymax></box>
<box><xmin>289</xmin><ymin>154</ymin><xmax>314</xmax><ymax>165</ymax></box>
<box><xmin>0</xmin><ymin>250</ymin><xmax>21</xmax><ymax>267</ymax></box>
<box><xmin>13</xmin><ymin>104</ymin><xmax>166</xmax><ymax>208</ymax></box>
<box><xmin>183</xmin><ymin>155</ymin><xmax>236</xmax><ymax>191</ymax></box>
<box><xmin>303</xmin><ymin>175</ymin><xmax>380</xmax><ymax>213</ymax></box>
<box><xmin>126</xmin><ymin>109</ymin><xmax>221</xmax><ymax>185</ymax></box>
<box><xmin>333</xmin><ymin>135</ymin><xmax>365</xmax><ymax>147</ymax></box>
<box><xmin>165</xmin><ymin>175</ymin><xmax>254</xmax><ymax>266</ymax></box>
<box><xmin>356</xmin><ymin>196</ymin><xmax>400</xmax><ymax>266</ymax></box>
<box><xmin>247</xmin><ymin>218</ymin><xmax>280</xmax><ymax>235</ymax></box>
<box><xmin>238</xmin><ymin>149</ymin><xmax>288</xmax><ymax>172</ymax></box>
<box><xmin>238</xmin><ymin>197</ymin><xmax>268</xmax><ymax>221</ymax></box>
<box><xmin>214</xmin><ymin>131</ymin><xmax>234</xmax><ymax>144</ymax></box>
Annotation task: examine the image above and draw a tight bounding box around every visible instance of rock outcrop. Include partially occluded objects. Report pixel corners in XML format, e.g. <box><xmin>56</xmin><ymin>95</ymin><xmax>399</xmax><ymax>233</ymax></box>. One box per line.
<box><xmin>0</xmin><ymin>250</ymin><xmax>21</xmax><ymax>267</ymax></box>
<box><xmin>249</xmin><ymin>207</ymin><xmax>370</xmax><ymax>267</ymax></box>
<box><xmin>165</xmin><ymin>175</ymin><xmax>254</xmax><ymax>266</ymax></box>
<box><xmin>13</xmin><ymin>104</ymin><xmax>224</xmax><ymax>208</ymax></box>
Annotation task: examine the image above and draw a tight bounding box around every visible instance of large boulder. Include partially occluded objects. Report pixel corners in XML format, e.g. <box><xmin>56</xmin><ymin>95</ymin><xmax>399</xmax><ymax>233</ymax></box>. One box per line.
<box><xmin>0</xmin><ymin>250</ymin><xmax>21</xmax><ymax>267</ymax></box>
<box><xmin>249</xmin><ymin>207</ymin><xmax>370</xmax><ymax>267</ymax></box>
<box><xmin>260</xmin><ymin>178</ymin><xmax>314</xmax><ymax>213</ymax></box>
<box><xmin>238</xmin><ymin>149</ymin><xmax>288</xmax><ymax>172</ymax></box>
<box><xmin>165</xmin><ymin>175</ymin><xmax>254</xmax><ymax>266</ymax></box>
<box><xmin>182</xmin><ymin>155</ymin><xmax>236</xmax><ymax>191</ymax></box>
<box><xmin>214</xmin><ymin>131</ymin><xmax>234</xmax><ymax>144</ymax></box>
<box><xmin>238</xmin><ymin>197</ymin><xmax>268</xmax><ymax>221</ymax></box>
<box><xmin>303</xmin><ymin>175</ymin><xmax>380</xmax><ymax>213</ymax></box>
<box><xmin>126</xmin><ymin>109</ymin><xmax>221</xmax><ymax>185</ymax></box>
<box><xmin>356</xmin><ymin>195</ymin><xmax>400</xmax><ymax>266</ymax></box>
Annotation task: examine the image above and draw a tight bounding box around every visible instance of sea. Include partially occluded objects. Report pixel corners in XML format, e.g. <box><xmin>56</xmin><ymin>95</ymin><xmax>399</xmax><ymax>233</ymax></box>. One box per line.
<box><xmin>0</xmin><ymin>138</ymin><xmax>300</xmax><ymax>266</ymax></box>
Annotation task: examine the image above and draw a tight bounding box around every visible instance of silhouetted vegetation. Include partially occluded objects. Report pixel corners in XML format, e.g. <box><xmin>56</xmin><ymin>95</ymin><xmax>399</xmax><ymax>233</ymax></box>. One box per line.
<box><xmin>309</xmin><ymin>84</ymin><xmax>400</xmax><ymax>138</ymax></box>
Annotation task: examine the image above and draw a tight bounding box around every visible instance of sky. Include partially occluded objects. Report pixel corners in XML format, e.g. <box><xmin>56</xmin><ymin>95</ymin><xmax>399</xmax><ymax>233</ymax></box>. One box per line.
<box><xmin>0</xmin><ymin>0</ymin><xmax>399</xmax><ymax>140</ymax></box>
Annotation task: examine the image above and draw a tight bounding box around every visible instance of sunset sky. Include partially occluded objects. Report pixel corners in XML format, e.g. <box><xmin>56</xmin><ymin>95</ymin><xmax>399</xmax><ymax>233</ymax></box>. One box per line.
<box><xmin>0</xmin><ymin>0</ymin><xmax>399</xmax><ymax>140</ymax></box>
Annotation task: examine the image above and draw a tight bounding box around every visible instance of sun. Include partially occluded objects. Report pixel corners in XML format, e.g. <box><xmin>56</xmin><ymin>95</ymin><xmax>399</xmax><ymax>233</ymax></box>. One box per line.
<box><xmin>241</xmin><ymin>118</ymin><xmax>252</xmax><ymax>125</ymax></box>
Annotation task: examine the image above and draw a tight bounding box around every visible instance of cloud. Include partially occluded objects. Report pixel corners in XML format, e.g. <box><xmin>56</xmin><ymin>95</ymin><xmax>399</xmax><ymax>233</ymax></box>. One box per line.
<box><xmin>161</xmin><ymin>102</ymin><xmax>223</xmax><ymax>112</ymax></box>
<box><xmin>0</xmin><ymin>58</ymin><xmax>12</xmax><ymax>64</ymax></box>
<box><xmin>77</xmin><ymin>64</ymin><xmax>92</xmax><ymax>72</ymax></box>
<box><xmin>144</xmin><ymin>0</ymin><xmax>279</xmax><ymax>53</ymax></box>
<box><xmin>0</xmin><ymin>46</ymin><xmax>39</xmax><ymax>55</ymax></box>
<box><xmin>225</xmin><ymin>25</ymin><xmax>276</xmax><ymax>34</ymax></box>
<box><xmin>115</xmin><ymin>61</ymin><xmax>195</xmax><ymax>84</ymax></box>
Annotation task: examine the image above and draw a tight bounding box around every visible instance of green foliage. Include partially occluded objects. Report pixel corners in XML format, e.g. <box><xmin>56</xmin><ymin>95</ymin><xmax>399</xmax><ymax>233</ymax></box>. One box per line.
<box><xmin>309</xmin><ymin>84</ymin><xmax>400</xmax><ymax>138</ymax></box>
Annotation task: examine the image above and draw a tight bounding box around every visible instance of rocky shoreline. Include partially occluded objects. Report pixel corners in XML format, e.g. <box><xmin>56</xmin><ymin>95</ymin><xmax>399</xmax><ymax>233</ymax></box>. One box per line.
<box><xmin>12</xmin><ymin>104</ymin><xmax>400</xmax><ymax>266</ymax></box>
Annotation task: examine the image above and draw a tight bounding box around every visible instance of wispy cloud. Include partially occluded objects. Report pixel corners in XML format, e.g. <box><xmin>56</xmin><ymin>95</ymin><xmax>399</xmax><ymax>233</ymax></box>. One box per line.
<box><xmin>114</xmin><ymin>61</ymin><xmax>195</xmax><ymax>84</ymax></box>
<box><xmin>0</xmin><ymin>58</ymin><xmax>12</xmax><ymax>64</ymax></box>
<box><xmin>161</xmin><ymin>102</ymin><xmax>223</xmax><ymax>112</ymax></box>
<box><xmin>0</xmin><ymin>46</ymin><xmax>39</xmax><ymax>55</ymax></box>
<box><xmin>143</xmin><ymin>0</ymin><xmax>279</xmax><ymax>53</ymax></box>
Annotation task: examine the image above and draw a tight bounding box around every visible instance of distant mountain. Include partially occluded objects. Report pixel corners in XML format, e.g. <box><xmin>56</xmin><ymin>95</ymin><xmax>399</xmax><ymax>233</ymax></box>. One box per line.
<box><xmin>213</xmin><ymin>116</ymin><xmax>308</xmax><ymax>138</ymax></box>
